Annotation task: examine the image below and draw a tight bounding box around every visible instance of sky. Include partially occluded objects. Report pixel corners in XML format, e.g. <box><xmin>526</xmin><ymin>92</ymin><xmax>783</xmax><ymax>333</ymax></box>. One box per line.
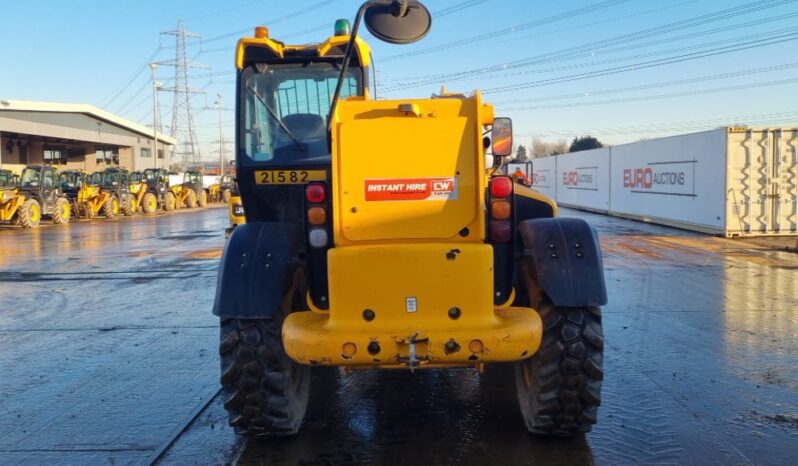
<box><xmin>1</xmin><ymin>0</ymin><xmax>797</xmax><ymax>161</ymax></box>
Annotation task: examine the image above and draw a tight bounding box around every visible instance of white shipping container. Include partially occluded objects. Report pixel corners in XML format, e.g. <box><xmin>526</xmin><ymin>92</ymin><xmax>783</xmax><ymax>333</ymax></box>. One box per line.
<box><xmin>529</xmin><ymin>157</ymin><xmax>557</xmax><ymax>200</ymax></box>
<box><xmin>610</xmin><ymin>129</ymin><xmax>728</xmax><ymax>233</ymax></box>
<box><xmin>203</xmin><ymin>175</ymin><xmax>220</xmax><ymax>188</ymax></box>
<box><xmin>555</xmin><ymin>148</ymin><xmax>610</xmax><ymax>213</ymax></box>
<box><xmin>547</xmin><ymin>127</ymin><xmax>798</xmax><ymax>237</ymax></box>
<box><xmin>168</xmin><ymin>174</ymin><xmax>184</xmax><ymax>187</ymax></box>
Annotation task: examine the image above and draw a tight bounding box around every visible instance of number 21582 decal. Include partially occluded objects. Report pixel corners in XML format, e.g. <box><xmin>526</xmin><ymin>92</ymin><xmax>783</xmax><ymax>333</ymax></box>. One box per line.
<box><xmin>254</xmin><ymin>170</ymin><xmax>326</xmax><ymax>185</ymax></box>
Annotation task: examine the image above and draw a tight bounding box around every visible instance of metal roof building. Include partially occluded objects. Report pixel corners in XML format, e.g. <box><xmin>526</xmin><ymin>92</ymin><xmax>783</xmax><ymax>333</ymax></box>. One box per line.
<box><xmin>0</xmin><ymin>99</ymin><xmax>175</xmax><ymax>174</ymax></box>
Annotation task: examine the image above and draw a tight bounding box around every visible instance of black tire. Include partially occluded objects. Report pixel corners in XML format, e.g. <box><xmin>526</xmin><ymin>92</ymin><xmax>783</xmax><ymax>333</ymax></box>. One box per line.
<box><xmin>198</xmin><ymin>190</ymin><xmax>208</xmax><ymax>207</ymax></box>
<box><xmin>17</xmin><ymin>199</ymin><xmax>41</xmax><ymax>228</ymax></box>
<box><xmin>142</xmin><ymin>193</ymin><xmax>157</xmax><ymax>214</ymax></box>
<box><xmin>185</xmin><ymin>189</ymin><xmax>197</xmax><ymax>208</ymax></box>
<box><xmin>102</xmin><ymin>196</ymin><xmax>116</xmax><ymax>218</ymax></box>
<box><xmin>52</xmin><ymin>197</ymin><xmax>71</xmax><ymax>224</ymax></box>
<box><xmin>515</xmin><ymin>300</ymin><xmax>603</xmax><ymax>435</ymax></box>
<box><xmin>121</xmin><ymin>196</ymin><xmax>135</xmax><ymax>216</ymax></box>
<box><xmin>219</xmin><ymin>317</ymin><xmax>310</xmax><ymax>437</ymax></box>
<box><xmin>164</xmin><ymin>192</ymin><xmax>176</xmax><ymax>211</ymax></box>
<box><xmin>222</xmin><ymin>189</ymin><xmax>231</xmax><ymax>204</ymax></box>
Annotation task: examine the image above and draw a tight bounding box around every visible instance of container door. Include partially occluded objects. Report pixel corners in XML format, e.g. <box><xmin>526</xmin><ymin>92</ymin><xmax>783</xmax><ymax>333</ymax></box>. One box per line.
<box><xmin>727</xmin><ymin>129</ymin><xmax>798</xmax><ymax>236</ymax></box>
<box><xmin>774</xmin><ymin>129</ymin><xmax>798</xmax><ymax>234</ymax></box>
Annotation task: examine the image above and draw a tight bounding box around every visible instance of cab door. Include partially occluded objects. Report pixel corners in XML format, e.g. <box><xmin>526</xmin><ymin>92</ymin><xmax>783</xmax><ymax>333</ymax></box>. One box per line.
<box><xmin>41</xmin><ymin>167</ymin><xmax>58</xmax><ymax>213</ymax></box>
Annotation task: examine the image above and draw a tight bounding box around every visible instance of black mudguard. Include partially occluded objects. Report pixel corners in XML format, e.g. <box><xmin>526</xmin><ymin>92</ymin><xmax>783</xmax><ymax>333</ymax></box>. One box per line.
<box><xmin>213</xmin><ymin>222</ymin><xmax>301</xmax><ymax>319</ymax></box>
<box><xmin>518</xmin><ymin>217</ymin><xmax>607</xmax><ymax>307</ymax></box>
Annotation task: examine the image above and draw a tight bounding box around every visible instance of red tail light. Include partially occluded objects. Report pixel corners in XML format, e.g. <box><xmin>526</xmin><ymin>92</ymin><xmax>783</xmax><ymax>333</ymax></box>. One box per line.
<box><xmin>490</xmin><ymin>177</ymin><xmax>513</xmax><ymax>198</ymax></box>
<box><xmin>306</xmin><ymin>183</ymin><xmax>325</xmax><ymax>203</ymax></box>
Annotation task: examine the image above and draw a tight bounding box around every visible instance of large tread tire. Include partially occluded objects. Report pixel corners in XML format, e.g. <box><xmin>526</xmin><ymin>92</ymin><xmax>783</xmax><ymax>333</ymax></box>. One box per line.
<box><xmin>220</xmin><ymin>317</ymin><xmax>310</xmax><ymax>437</ymax></box>
<box><xmin>185</xmin><ymin>189</ymin><xmax>197</xmax><ymax>209</ymax></box>
<box><xmin>102</xmin><ymin>196</ymin><xmax>116</xmax><ymax>218</ymax></box>
<box><xmin>121</xmin><ymin>196</ymin><xmax>135</xmax><ymax>216</ymax></box>
<box><xmin>222</xmin><ymin>189</ymin><xmax>231</xmax><ymax>204</ymax></box>
<box><xmin>164</xmin><ymin>192</ymin><xmax>176</xmax><ymax>211</ymax></box>
<box><xmin>142</xmin><ymin>193</ymin><xmax>157</xmax><ymax>214</ymax></box>
<box><xmin>198</xmin><ymin>190</ymin><xmax>208</xmax><ymax>208</ymax></box>
<box><xmin>17</xmin><ymin>199</ymin><xmax>41</xmax><ymax>228</ymax></box>
<box><xmin>52</xmin><ymin>198</ymin><xmax>71</xmax><ymax>224</ymax></box>
<box><xmin>515</xmin><ymin>301</ymin><xmax>603</xmax><ymax>436</ymax></box>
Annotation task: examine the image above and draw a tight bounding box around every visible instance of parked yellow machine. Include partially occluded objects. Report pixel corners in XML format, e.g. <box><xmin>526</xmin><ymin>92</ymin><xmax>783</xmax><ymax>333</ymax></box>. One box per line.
<box><xmin>169</xmin><ymin>181</ymin><xmax>198</xmax><ymax>209</ymax></box>
<box><xmin>214</xmin><ymin>0</ymin><xmax>606</xmax><ymax>439</ymax></box>
<box><xmin>0</xmin><ymin>165</ymin><xmax>70</xmax><ymax>227</ymax></box>
<box><xmin>128</xmin><ymin>171</ymin><xmax>157</xmax><ymax>214</ymax></box>
<box><xmin>58</xmin><ymin>170</ymin><xmax>114</xmax><ymax>218</ymax></box>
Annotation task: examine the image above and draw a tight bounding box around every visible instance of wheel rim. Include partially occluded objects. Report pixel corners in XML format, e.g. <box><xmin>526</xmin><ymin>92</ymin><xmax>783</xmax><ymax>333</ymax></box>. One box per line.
<box><xmin>31</xmin><ymin>204</ymin><xmax>40</xmax><ymax>223</ymax></box>
<box><xmin>61</xmin><ymin>203</ymin><xmax>69</xmax><ymax>220</ymax></box>
<box><xmin>148</xmin><ymin>197</ymin><xmax>156</xmax><ymax>210</ymax></box>
<box><xmin>113</xmin><ymin>199</ymin><xmax>119</xmax><ymax>214</ymax></box>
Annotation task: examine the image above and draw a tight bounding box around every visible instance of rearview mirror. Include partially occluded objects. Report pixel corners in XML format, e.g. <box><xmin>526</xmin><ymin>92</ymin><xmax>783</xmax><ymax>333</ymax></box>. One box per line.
<box><xmin>364</xmin><ymin>0</ymin><xmax>431</xmax><ymax>45</ymax></box>
<box><xmin>492</xmin><ymin>117</ymin><xmax>513</xmax><ymax>157</ymax></box>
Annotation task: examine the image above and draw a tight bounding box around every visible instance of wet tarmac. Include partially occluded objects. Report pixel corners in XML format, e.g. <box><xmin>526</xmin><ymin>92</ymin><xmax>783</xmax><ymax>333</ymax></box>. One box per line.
<box><xmin>1</xmin><ymin>207</ymin><xmax>797</xmax><ymax>465</ymax></box>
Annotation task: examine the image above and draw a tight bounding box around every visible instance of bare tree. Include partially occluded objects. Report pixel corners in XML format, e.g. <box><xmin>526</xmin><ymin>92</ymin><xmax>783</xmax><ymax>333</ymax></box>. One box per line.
<box><xmin>530</xmin><ymin>138</ymin><xmax>569</xmax><ymax>158</ymax></box>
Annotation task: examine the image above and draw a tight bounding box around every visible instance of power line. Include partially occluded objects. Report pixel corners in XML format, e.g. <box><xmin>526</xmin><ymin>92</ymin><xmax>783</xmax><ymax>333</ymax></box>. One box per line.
<box><xmin>471</xmin><ymin>15</ymin><xmax>798</xmax><ymax>86</ymax></box>
<box><xmin>386</xmin><ymin>10</ymin><xmax>798</xmax><ymax>86</ymax></box>
<box><xmin>102</xmin><ymin>46</ymin><xmax>162</xmax><ymax>109</ymax></box>
<box><xmin>186</xmin><ymin>0</ymin><xmax>267</xmax><ymax>22</ymax></box>
<box><xmin>491</xmin><ymin>62</ymin><xmax>798</xmax><ymax>105</ymax></box>
<box><xmin>381</xmin><ymin>0</ymin><xmax>634</xmax><ymax>63</ymax></box>
<box><xmin>197</xmin><ymin>0</ymin><xmax>493</xmax><ymax>54</ymax></box>
<box><xmin>381</xmin><ymin>0</ymin><xmax>798</xmax><ymax>91</ymax></box>
<box><xmin>200</xmin><ymin>0</ymin><xmax>338</xmax><ymax>45</ymax></box>
<box><xmin>499</xmin><ymin>77</ymin><xmax>798</xmax><ymax>111</ymax></box>
<box><xmin>482</xmin><ymin>31</ymin><xmax>798</xmax><ymax>94</ymax></box>
<box><xmin>379</xmin><ymin>0</ymin><xmax>701</xmax><ymax>83</ymax></box>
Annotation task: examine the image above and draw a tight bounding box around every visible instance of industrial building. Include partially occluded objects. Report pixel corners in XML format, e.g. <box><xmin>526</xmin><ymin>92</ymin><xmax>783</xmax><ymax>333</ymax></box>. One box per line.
<box><xmin>0</xmin><ymin>100</ymin><xmax>175</xmax><ymax>174</ymax></box>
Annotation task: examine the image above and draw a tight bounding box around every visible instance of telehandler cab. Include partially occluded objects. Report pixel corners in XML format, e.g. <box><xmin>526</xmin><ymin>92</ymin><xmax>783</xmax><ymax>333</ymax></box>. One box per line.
<box><xmin>142</xmin><ymin>168</ymin><xmax>178</xmax><ymax>211</ymax></box>
<box><xmin>214</xmin><ymin>0</ymin><xmax>606</xmax><ymax>439</ymax></box>
<box><xmin>0</xmin><ymin>169</ymin><xmax>19</xmax><ymax>188</ymax></box>
<box><xmin>98</xmin><ymin>168</ymin><xmax>137</xmax><ymax>216</ymax></box>
<box><xmin>0</xmin><ymin>165</ymin><xmax>70</xmax><ymax>228</ymax></box>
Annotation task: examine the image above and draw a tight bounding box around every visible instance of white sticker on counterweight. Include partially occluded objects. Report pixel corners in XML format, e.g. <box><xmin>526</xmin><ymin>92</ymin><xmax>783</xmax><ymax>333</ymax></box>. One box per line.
<box><xmin>406</xmin><ymin>297</ymin><xmax>418</xmax><ymax>313</ymax></box>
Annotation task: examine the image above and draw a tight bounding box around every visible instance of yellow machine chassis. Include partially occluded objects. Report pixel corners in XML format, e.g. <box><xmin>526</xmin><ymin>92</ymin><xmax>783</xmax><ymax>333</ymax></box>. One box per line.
<box><xmin>74</xmin><ymin>185</ymin><xmax>112</xmax><ymax>218</ymax></box>
<box><xmin>283</xmin><ymin>243</ymin><xmax>543</xmax><ymax>369</ymax></box>
<box><xmin>0</xmin><ymin>188</ymin><xmax>25</xmax><ymax>222</ymax></box>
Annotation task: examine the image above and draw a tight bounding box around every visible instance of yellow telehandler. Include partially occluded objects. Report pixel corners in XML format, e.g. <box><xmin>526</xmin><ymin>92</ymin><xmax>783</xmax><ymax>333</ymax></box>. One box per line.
<box><xmin>213</xmin><ymin>0</ymin><xmax>606</xmax><ymax>439</ymax></box>
<box><xmin>1</xmin><ymin>165</ymin><xmax>71</xmax><ymax>227</ymax></box>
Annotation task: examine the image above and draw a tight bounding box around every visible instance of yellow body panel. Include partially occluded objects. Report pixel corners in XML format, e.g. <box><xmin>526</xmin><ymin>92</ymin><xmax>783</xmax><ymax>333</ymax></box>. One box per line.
<box><xmin>331</xmin><ymin>93</ymin><xmax>493</xmax><ymax>245</ymax></box>
<box><xmin>283</xmin><ymin>243</ymin><xmax>542</xmax><ymax>367</ymax></box>
<box><xmin>170</xmin><ymin>186</ymin><xmax>193</xmax><ymax>206</ymax></box>
<box><xmin>514</xmin><ymin>183</ymin><xmax>559</xmax><ymax>217</ymax></box>
<box><xmin>130</xmin><ymin>182</ymin><xmax>148</xmax><ymax>208</ymax></box>
<box><xmin>0</xmin><ymin>189</ymin><xmax>24</xmax><ymax>221</ymax></box>
<box><xmin>75</xmin><ymin>185</ymin><xmax>111</xmax><ymax>217</ymax></box>
<box><xmin>228</xmin><ymin>193</ymin><xmax>245</xmax><ymax>226</ymax></box>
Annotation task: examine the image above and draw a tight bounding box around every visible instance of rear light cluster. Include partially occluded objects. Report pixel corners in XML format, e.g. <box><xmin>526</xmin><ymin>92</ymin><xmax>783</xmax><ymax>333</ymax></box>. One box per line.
<box><xmin>489</xmin><ymin>177</ymin><xmax>513</xmax><ymax>242</ymax></box>
<box><xmin>306</xmin><ymin>183</ymin><xmax>329</xmax><ymax>248</ymax></box>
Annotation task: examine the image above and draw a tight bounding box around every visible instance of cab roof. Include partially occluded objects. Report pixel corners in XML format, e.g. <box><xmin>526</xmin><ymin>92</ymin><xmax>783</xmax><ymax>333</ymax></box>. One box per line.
<box><xmin>236</xmin><ymin>32</ymin><xmax>372</xmax><ymax>70</ymax></box>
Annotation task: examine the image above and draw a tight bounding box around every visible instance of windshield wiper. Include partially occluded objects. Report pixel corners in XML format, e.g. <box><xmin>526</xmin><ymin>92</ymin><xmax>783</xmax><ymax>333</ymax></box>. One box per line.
<box><xmin>249</xmin><ymin>87</ymin><xmax>305</xmax><ymax>152</ymax></box>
